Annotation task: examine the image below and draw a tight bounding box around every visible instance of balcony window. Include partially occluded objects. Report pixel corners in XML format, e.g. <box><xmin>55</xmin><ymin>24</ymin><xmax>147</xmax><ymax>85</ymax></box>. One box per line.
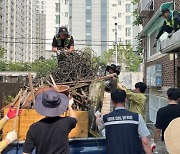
<box><xmin>126</xmin><ymin>16</ymin><xmax>131</xmax><ymax>24</ymax></box>
<box><xmin>118</xmin><ymin>13</ymin><xmax>121</xmax><ymax>18</ymax></box>
<box><xmin>55</xmin><ymin>15</ymin><xmax>60</xmax><ymax>24</ymax></box>
<box><xmin>126</xmin><ymin>28</ymin><xmax>131</xmax><ymax>36</ymax></box>
<box><xmin>126</xmin><ymin>40</ymin><xmax>131</xmax><ymax>45</ymax></box>
<box><xmin>126</xmin><ymin>4</ymin><xmax>131</xmax><ymax>13</ymax></box>
<box><xmin>55</xmin><ymin>3</ymin><xmax>60</xmax><ymax>12</ymax></box>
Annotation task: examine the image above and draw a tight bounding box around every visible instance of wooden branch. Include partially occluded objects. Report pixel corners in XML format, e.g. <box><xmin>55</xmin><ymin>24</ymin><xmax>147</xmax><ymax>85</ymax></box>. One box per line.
<box><xmin>11</xmin><ymin>89</ymin><xmax>23</xmax><ymax>107</ymax></box>
<box><xmin>28</xmin><ymin>73</ymin><xmax>35</xmax><ymax>107</ymax></box>
<box><xmin>12</xmin><ymin>89</ymin><xmax>27</xmax><ymax>131</ymax></box>
<box><xmin>50</xmin><ymin>74</ymin><xmax>60</xmax><ymax>90</ymax></box>
<box><xmin>46</xmin><ymin>80</ymin><xmax>59</xmax><ymax>92</ymax></box>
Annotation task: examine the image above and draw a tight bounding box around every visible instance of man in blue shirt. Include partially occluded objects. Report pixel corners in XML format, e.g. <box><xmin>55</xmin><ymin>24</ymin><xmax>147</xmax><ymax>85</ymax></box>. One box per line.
<box><xmin>96</xmin><ymin>89</ymin><xmax>151</xmax><ymax>154</ymax></box>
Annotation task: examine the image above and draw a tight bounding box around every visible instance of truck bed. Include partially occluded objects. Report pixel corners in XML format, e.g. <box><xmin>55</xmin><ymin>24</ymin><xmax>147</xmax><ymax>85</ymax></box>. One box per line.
<box><xmin>2</xmin><ymin>138</ymin><xmax>106</xmax><ymax>154</ymax></box>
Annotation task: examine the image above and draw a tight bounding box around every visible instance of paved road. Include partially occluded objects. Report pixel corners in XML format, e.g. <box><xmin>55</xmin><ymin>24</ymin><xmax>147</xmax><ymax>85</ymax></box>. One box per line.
<box><xmin>148</xmin><ymin>124</ymin><xmax>168</xmax><ymax>154</ymax></box>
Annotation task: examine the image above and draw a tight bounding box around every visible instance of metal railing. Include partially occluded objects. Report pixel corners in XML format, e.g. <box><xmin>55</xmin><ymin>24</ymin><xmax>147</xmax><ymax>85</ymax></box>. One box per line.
<box><xmin>138</xmin><ymin>0</ymin><xmax>154</xmax><ymax>13</ymax></box>
<box><xmin>148</xmin><ymin>94</ymin><xmax>168</xmax><ymax>124</ymax></box>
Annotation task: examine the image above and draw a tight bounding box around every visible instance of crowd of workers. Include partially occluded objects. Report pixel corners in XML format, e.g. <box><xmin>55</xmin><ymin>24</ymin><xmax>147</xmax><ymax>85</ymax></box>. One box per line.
<box><xmin>0</xmin><ymin>7</ymin><xmax>180</xmax><ymax>154</ymax></box>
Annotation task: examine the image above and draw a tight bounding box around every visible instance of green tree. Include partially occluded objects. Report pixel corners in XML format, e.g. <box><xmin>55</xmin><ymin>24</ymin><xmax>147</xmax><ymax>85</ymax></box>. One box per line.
<box><xmin>132</xmin><ymin>8</ymin><xmax>142</xmax><ymax>26</ymax></box>
<box><xmin>0</xmin><ymin>61</ymin><xmax>7</xmax><ymax>71</ymax></box>
<box><xmin>7</xmin><ymin>62</ymin><xmax>31</xmax><ymax>71</ymax></box>
<box><xmin>105</xmin><ymin>45</ymin><xmax>142</xmax><ymax>72</ymax></box>
<box><xmin>0</xmin><ymin>46</ymin><xmax>6</xmax><ymax>58</ymax></box>
<box><xmin>31</xmin><ymin>59</ymin><xmax>56</xmax><ymax>77</ymax></box>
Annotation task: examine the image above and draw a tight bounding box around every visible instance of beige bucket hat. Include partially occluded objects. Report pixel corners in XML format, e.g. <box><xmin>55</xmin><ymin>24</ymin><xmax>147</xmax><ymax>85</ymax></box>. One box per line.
<box><xmin>164</xmin><ymin>117</ymin><xmax>180</xmax><ymax>154</ymax></box>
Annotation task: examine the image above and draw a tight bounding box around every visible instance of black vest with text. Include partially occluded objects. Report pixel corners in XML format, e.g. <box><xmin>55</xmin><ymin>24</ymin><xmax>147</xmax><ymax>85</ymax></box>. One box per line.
<box><xmin>103</xmin><ymin>109</ymin><xmax>142</xmax><ymax>154</ymax></box>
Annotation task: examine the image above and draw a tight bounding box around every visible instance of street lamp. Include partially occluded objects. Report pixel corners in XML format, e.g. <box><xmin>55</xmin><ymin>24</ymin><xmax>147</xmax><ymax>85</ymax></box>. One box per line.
<box><xmin>115</xmin><ymin>23</ymin><xmax>118</xmax><ymax>65</ymax></box>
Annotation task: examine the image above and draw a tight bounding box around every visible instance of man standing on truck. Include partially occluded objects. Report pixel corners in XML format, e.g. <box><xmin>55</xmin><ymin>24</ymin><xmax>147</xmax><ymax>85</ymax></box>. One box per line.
<box><xmin>153</xmin><ymin>8</ymin><xmax>180</xmax><ymax>48</ymax></box>
<box><xmin>96</xmin><ymin>89</ymin><xmax>151</xmax><ymax>154</ymax></box>
<box><xmin>52</xmin><ymin>26</ymin><xmax>74</xmax><ymax>53</ymax></box>
<box><xmin>23</xmin><ymin>90</ymin><xmax>77</xmax><ymax>154</ymax></box>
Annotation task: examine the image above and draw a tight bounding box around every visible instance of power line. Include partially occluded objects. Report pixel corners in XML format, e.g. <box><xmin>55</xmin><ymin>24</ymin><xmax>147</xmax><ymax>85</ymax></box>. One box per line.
<box><xmin>0</xmin><ymin>36</ymin><xmax>132</xmax><ymax>43</ymax></box>
<box><xmin>0</xmin><ymin>40</ymin><xmax>136</xmax><ymax>46</ymax></box>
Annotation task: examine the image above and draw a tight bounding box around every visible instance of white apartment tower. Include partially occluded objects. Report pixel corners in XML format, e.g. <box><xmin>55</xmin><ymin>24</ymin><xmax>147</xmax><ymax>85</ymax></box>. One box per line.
<box><xmin>35</xmin><ymin>0</ymin><xmax>46</xmax><ymax>60</ymax></box>
<box><xmin>0</xmin><ymin>0</ymin><xmax>2</xmax><ymax>46</ymax></box>
<box><xmin>1</xmin><ymin>0</ymin><xmax>37</xmax><ymax>62</ymax></box>
<box><xmin>44</xmin><ymin>0</ymin><xmax>141</xmax><ymax>58</ymax></box>
<box><xmin>116</xmin><ymin>0</ymin><xmax>141</xmax><ymax>48</ymax></box>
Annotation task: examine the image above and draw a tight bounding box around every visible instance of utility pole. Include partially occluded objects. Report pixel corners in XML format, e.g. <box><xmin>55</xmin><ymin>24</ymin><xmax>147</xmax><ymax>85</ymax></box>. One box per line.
<box><xmin>115</xmin><ymin>23</ymin><xmax>118</xmax><ymax>65</ymax></box>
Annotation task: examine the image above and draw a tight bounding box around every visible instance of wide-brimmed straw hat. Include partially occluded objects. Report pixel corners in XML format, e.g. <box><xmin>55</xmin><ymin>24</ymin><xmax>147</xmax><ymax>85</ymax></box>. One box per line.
<box><xmin>164</xmin><ymin>117</ymin><xmax>180</xmax><ymax>154</ymax></box>
<box><xmin>35</xmin><ymin>90</ymin><xmax>69</xmax><ymax>117</ymax></box>
<box><xmin>106</xmin><ymin>64</ymin><xmax>120</xmax><ymax>75</ymax></box>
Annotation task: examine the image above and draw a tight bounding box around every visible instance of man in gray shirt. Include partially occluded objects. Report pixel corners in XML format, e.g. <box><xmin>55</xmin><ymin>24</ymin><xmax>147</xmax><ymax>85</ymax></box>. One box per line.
<box><xmin>96</xmin><ymin>89</ymin><xmax>151</xmax><ymax>154</ymax></box>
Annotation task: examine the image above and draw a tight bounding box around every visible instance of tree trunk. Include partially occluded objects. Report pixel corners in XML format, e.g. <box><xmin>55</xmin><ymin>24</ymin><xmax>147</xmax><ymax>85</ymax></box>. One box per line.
<box><xmin>88</xmin><ymin>81</ymin><xmax>105</xmax><ymax>131</ymax></box>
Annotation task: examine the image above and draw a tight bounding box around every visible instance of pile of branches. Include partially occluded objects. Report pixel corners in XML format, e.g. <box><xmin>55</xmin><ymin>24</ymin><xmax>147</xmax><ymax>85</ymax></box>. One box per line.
<box><xmin>52</xmin><ymin>50</ymin><xmax>98</xmax><ymax>83</ymax></box>
<box><xmin>29</xmin><ymin>50</ymin><xmax>102</xmax><ymax>111</ymax></box>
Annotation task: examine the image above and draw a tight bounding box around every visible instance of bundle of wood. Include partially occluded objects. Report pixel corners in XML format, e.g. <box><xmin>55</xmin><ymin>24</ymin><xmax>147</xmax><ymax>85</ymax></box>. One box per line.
<box><xmin>27</xmin><ymin>50</ymin><xmax>104</xmax><ymax>111</ymax></box>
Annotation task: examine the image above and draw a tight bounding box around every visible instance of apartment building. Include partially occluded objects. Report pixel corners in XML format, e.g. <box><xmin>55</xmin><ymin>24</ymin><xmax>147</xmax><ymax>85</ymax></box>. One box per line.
<box><xmin>0</xmin><ymin>0</ymin><xmax>2</xmax><ymax>47</ymax></box>
<box><xmin>44</xmin><ymin>0</ymin><xmax>141</xmax><ymax>58</ymax></box>
<box><xmin>139</xmin><ymin>0</ymin><xmax>180</xmax><ymax>123</ymax></box>
<box><xmin>35</xmin><ymin>0</ymin><xmax>46</xmax><ymax>60</ymax></box>
<box><xmin>1</xmin><ymin>0</ymin><xmax>37</xmax><ymax>62</ymax></box>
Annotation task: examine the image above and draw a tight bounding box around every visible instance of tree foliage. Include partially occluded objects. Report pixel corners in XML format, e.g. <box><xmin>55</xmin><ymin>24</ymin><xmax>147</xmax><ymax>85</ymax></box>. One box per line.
<box><xmin>104</xmin><ymin>45</ymin><xmax>142</xmax><ymax>72</ymax></box>
<box><xmin>0</xmin><ymin>47</ymin><xmax>6</xmax><ymax>58</ymax></box>
<box><xmin>0</xmin><ymin>58</ymin><xmax>57</xmax><ymax>77</ymax></box>
<box><xmin>132</xmin><ymin>9</ymin><xmax>142</xmax><ymax>26</ymax></box>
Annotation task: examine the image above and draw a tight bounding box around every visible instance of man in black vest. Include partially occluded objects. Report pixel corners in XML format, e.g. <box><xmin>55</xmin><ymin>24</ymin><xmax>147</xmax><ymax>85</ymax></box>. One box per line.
<box><xmin>52</xmin><ymin>26</ymin><xmax>74</xmax><ymax>53</ymax></box>
<box><xmin>96</xmin><ymin>89</ymin><xmax>151</xmax><ymax>154</ymax></box>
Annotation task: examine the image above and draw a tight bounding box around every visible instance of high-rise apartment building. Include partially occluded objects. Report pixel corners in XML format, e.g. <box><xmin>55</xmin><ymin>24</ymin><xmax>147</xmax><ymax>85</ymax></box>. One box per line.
<box><xmin>44</xmin><ymin>0</ymin><xmax>141</xmax><ymax>58</ymax></box>
<box><xmin>69</xmin><ymin>0</ymin><xmax>141</xmax><ymax>56</ymax></box>
<box><xmin>1</xmin><ymin>0</ymin><xmax>37</xmax><ymax>62</ymax></box>
<box><xmin>35</xmin><ymin>0</ymin><xmax>46</xmax><ymax>60</ymax></box>
<box><xmin>0</xmin><ymin>0</ymin><xmax>3</xmax><ymax>47</ymax></box>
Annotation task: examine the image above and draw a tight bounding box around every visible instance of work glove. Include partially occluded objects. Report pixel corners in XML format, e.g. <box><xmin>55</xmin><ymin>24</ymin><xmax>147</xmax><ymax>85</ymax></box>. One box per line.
<box><xmin>69</xmin><ymin>97</ymin><xmax>74</xmax><ymax>107</ymax></box>
<box><xmin>5</xmin><ymin>108</ymin><xmax>22</xmax><ymax>120</ymax></box>
<box><xmin>168</xmin><ymin>30</ymin><xmax>175</xmax><ymax>38</ymax></box>
<box><xmin>153</xmin><ymin>40</ymin><xmax>158</xmax><ymax>48</ymax></box>
<box><xmin>5</xmin><ymin>130</ymin><xmax>17</xmax><ymax>143</ymax></box>
<box><xmin>151</xmin><ymin>142</ymin><xmax>157</xmax><ymax>152</ymax></box>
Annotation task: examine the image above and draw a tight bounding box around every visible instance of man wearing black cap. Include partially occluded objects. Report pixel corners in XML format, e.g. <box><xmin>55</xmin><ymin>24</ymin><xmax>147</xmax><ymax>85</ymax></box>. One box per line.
<box><xmin>23</xmin><ymin>90</ymin><xmax>77</xmax><ymax>154</ymax></box>
<box><xmin>154</xmin><ymin>8</ymin><xmax>180</xmax><ymax>47</ymax></box>
<box><xmin>52</xmin><ymin>26</ymin><xmax>74</xmax><ymax>52</ymax></box>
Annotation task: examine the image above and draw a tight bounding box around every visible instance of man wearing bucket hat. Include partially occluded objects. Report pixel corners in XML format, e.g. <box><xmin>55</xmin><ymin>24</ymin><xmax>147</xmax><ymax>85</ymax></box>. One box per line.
<box><xmin>23</xmin><ymin>90</ymin><xmax>77</xmax><ymax>154</ymax></box>
<box><xmin>151</xmin><ymin>88</ymin><xmax>180</xmax><ymax>153</ymax></box>
<box><xmin>52</xmin><ymin>26</ymin><xmax>74</xmax><ymax>53</ymax></box>
<box><xmin>105</xmin><ymin>64</ymin><xmax>120</xmax><ymax>92</ymax></box>
<box><xmin>153</xmin><ymin>8</ymin><xmax>180</xmax><ymax>48</ymax></box>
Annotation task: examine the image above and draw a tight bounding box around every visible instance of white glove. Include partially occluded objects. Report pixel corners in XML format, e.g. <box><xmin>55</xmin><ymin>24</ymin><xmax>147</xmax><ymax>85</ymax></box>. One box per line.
<box><xmin>5</xmin><ymin>130</ymin><xmax>17</xmax><ymax>143</ymax></box>
<box><xmin>95</xmin><ymin>111</ymin><xmax>102</xmax><ymax>117</ymax></box>
<box><xmin>69</xmin><ymin>97</ymin><xmax>74</xmax><ymax>106</ymax></box>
